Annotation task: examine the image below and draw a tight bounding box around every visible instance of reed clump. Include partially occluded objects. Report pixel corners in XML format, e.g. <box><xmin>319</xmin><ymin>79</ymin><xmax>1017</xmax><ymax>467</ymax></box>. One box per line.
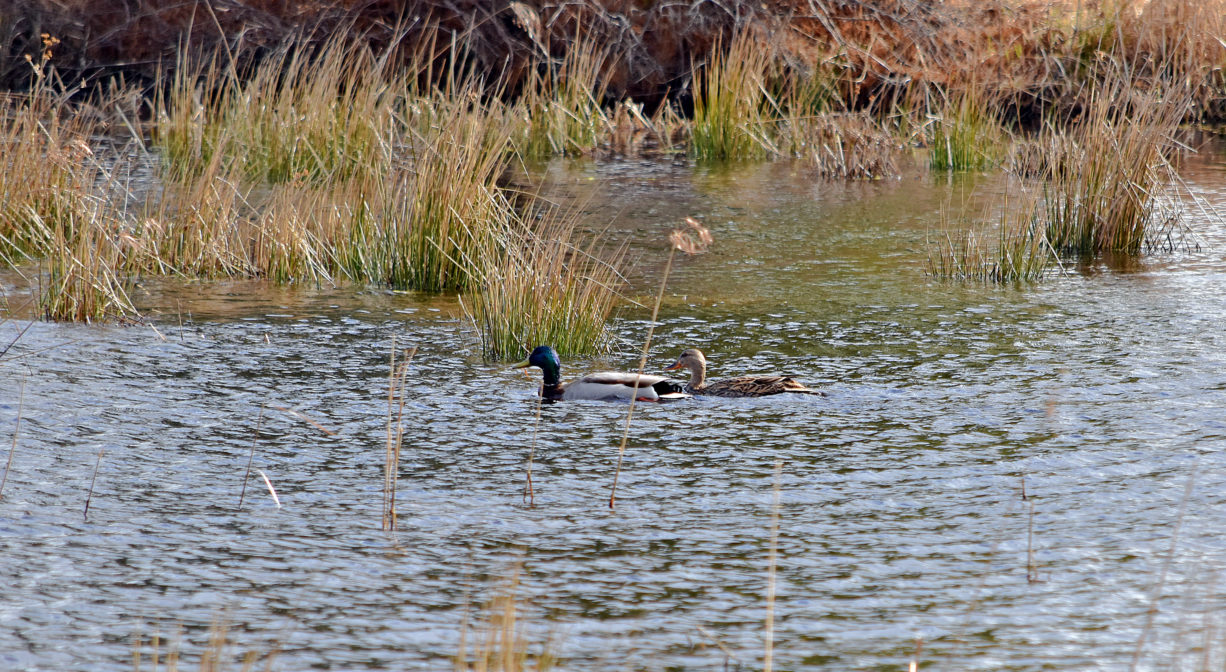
<box><xmin>516</xmin><ymin>38</ymin><xmax>614</xmax><ymax>160</ymax></box>
<box><xmin>462</xmin><ymin>201</ymin><xmax>626</xmax><ymax>361</ymax></box>
<box><xmin>39</xmin><ymin>201</ymin><xmax>136</xmax><ymax>321</ymax></box>
<box><xmin>145</xmin><ymin>38</ymin><xmax>525</xmax><ymax>294</ymax></box>
<box><xmin>1038</xmin><ymin>70</ymin><xmax>1188</xmax><ymax>256</ymax></box>
<box><xmin>153</xmin><ymin>37</ymin><xmax>394</xmax><ymax>185</ymax></box>
<box><xmin>0</xmin><ymin>52</ymin><xmax>138</xmax><ymax>320</ymax></box>
<box><xmin>0</xmin><ymin>64</ymin><xmax>102</xmax><ymax>263</ymax></box>
<box><xmin>927</xmin><ymin>194</ymin><xmax>1054</xmax><ymax>284</ymax></box>
<box><xmin>929</xmin><ymin>88</ymin><xmax>1007</xmax><ymax>172</ymax></box>
<box><xmin>690</xmin><ymin>31</ymin><xmax>773</xmax><ymax>162</ymax></box>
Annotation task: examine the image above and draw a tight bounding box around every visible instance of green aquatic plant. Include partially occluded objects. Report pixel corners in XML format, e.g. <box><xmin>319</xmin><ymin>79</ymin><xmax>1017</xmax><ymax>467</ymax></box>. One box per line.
<box><xmin>690</xmin><ymin>31</ymin><xmax>774</xmax><ymax>161</ymax></box>
<box><xmin>462</xmin><ymin>201</ymin><xmax>626</xmax><ymax>361</ymax></box>
<box><xmin>516</xmin><ymin>36</ymin><xmax>614</xmax><ymax>159</ymax></box>
<box><xmin>929</xmin><ymin>88</ymin><xmax>1007</xmax><ymax>172</ymax></box>
<box><xmin>928</xmin><ymin>194</ymin><xmax>1054</xmax><ymax>283</ymax></box>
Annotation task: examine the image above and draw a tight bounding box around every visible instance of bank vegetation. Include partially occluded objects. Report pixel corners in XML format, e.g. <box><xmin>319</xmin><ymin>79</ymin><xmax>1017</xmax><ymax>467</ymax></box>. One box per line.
<box><xmin>0</xmin><ymin>0</ymin><xmax>1218</xmax><ymax>348</ymax></box>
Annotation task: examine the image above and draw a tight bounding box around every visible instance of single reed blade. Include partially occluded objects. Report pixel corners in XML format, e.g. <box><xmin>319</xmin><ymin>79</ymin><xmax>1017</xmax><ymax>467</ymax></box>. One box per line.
<box><xmin>256</xmin><ymin>469</ymin><xmax>281</xmax><ymax>508</ymax></box>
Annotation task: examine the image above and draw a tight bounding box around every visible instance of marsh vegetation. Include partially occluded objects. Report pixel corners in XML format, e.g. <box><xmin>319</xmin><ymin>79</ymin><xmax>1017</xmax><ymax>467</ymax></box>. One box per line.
<box><xmin>7</xmin><ymin>4</ymin><xmax>1226</xmax><ymax>669</ymax></box>
<box><xmin>1</xmin><ymin>0</ymin><xmax>1221</xmax><ymax>351</ymax></box>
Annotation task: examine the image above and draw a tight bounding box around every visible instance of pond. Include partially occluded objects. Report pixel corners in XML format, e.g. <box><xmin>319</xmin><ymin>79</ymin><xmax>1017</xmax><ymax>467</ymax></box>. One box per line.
<box><xmin>4</xmin><ymin>144</ymin><xmax>1226</xmax><ymax>670</ymax></box>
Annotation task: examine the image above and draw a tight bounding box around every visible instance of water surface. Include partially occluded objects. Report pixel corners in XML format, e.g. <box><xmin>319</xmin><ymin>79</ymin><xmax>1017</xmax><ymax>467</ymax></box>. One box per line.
<box><xmin>4</xmin><ymin>147</ymin><xmax>1226</xmax><ymax>670</ymax></box>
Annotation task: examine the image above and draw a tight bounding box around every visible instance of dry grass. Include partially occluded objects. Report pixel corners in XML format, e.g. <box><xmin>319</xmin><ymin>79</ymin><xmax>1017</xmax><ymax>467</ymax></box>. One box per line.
<box><xmin>130</xmin><ymin>618</ymin><xmax>277</xmax><ymax>672</ymax></box>
<box><xmin>782</xmin><ymin>111</ymin><xmax>900</xmax><ymax>179</ymax></box>
<box><xmin>153</xmin><ymin>36</ymin><xmax>395</xmax><ymax>185</ymax></box>
<box><xmin>457</xmin><ymin>571</ymin><xmax>557</xmax><ymax>672</ymax></box>
<box><xmin>3</xmin><ymin>3</ymin><xmax>1215</xmax><ymax>321</ymax></box>
<box><xmin>1039</xmin><ymin>68</ymin><xmax>1188</xmax><ymax>255</ymax></box>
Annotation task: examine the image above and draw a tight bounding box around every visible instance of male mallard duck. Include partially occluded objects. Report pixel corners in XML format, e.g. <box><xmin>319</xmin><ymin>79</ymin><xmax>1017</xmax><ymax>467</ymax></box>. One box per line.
<box><xmin>513</xmin><ymin>345</ymin><xmax>690</xmax><ymax>402</ymax></box>
<box><xmin>664</xmin><ymin>348</ymin><xmax>822</xmax><ymax>397</ymax></box>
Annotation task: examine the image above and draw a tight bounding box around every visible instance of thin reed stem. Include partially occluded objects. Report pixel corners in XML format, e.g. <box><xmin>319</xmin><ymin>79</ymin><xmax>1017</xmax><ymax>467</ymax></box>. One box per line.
<box><xmin>764</xmin><ymin>459</ymin><xmax>782</xmax><ymax>672</ymax></box>
<box><xmin>609</xmin><ymin>245</ymin><xmax>676</xmax><ymax>510</ymax></box>
<box><xmin>237</xmin><ymin>404</ymin><xmax>265</xmax><ymax>510</ymax></box>
<box><xmin>524</xmin><ymin>396</ymin><xmax>543</xmax><ymax>507</ymax></box>
<box><xmin>1131</xmin><ymin>464</ymin><xmax>1198</xmax><ymax>670</ymax></box>
<box><xmin>257</xmin><ymin>469</ymin><xmax>282</xmax><ymax>508</ymax></box>
<box><xmin>908</xmin><ymin>637</ymin><xmax>924</xmax><ymax>672</ymax></box>
<box><xmin>0</xmin><ymin>372</ymin><xmax>24</xmax><ymax>499</ymax></box>
<box><xmin>384</xmin><ymin>342</ymin><xmax>415</xmax><ymax>531</ymax></box>
<box><xmin>1026</xmin><ymin>499</ymin><xmax>1038</xmax><ymax>583</ymax></box>
<box><xmin>84</xmin><ymin>445</ymin><xmax>103</xmax><ymax>521</ymax></box>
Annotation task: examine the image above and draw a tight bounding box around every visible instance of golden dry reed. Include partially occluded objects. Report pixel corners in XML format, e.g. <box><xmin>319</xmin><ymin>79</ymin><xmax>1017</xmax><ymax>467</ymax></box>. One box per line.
<box><xmin>456</xmin><ymin>568</ymin><xmax>557</xmax><ymax>672</ymax></box>
<box><xmin>4</xmin><ymin>6</ymin><xmax>1216</xmax><ymax>318</ymax></box>
<box><xmin>1038</xmin><ymin>68</ymin><xmax>1189</xmax><ymax>256</ymax></box>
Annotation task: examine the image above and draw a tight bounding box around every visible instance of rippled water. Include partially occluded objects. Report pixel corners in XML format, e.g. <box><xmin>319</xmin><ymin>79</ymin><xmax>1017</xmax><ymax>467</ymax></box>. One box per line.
<box><xmin>5</xmin><ymin>144</ymin><xmax>1226</xmax><ymax>671</ymax></box>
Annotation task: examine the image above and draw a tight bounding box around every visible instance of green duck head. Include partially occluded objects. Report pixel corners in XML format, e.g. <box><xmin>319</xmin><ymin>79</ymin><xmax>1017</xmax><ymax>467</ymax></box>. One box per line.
<box><xmin>512</xmin><ymin>345</ymin><xmax>562</xmax><ymax>387</ymax></box>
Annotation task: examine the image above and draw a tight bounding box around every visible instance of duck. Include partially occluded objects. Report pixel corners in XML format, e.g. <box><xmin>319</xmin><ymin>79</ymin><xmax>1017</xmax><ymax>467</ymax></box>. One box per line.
<box><xmin>664</xmin><ymin>348</ymin><xmax>823</xmax><ymax>397</ymax></box>
<box><xmin>513</xmin><ymin>345</ymin><xmax>690</xmax><ymax>402</ymax></box>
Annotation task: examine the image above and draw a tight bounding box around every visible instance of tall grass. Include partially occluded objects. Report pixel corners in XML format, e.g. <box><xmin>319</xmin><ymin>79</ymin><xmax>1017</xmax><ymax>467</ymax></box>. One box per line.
<box><xmin>780</xmin><ymin>111</ymin><xmax>899</xmax><ymax>179</ymax></box>
<box><xmin>690</xmin><ymin>31</ymin><xmax>773</xmax><ymax>161</ymax></box>
<box><xmin>40</xmin><ymin>202</ymin><xmax>135</xmax><ymax>321</ymax></box>
<box><xmin>928</xmin><ymin>192</ymin><xmax>1054</xmax><ymax>283</ymax></box>
<box><xmin>929</xmin><ymin>88</ymin><xmax>1007</xmax><ymax>172</ymax></box>
<box><xmin>153</xmin><ymin>36</ymin><xmax>395</xmax><ymax>185</ymax></box>
<box><xmin>147</xmin><ymin>39</ymin><xmax>525</xmax><ymax>293</ymax></box>
<box><xmin>516</xmin><ymin>38</ymin><xmax>613</xmax><ymax>159</ymax></box>
<box><xmin>0</xmin><ymin>54</ymin><xmax>137</xmax><ymax>320</ymax></box>
<box><xmin>0</xmin><ymin>62</ymin><xmax>101</xmax><ymax>263</ymax></box>
<box><xmin>462</xmin><ymin>201</ymin><xmax>626</xmax><ymax>361</ymax></box>
<box><xmin>1040</xmin><ymin>70</ymin><xmax>1188</xmax><ymax>255</ymax></box>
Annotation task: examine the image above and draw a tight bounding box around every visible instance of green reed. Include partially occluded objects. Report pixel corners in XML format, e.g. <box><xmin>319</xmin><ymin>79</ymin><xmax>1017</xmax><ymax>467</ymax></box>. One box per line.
<box><xmin>516</xmin><ymin>37</ymin><xmax>613</xmax><ymax>159</ymax></box>
<box><xmin>929</xmin><ymin>88</ymin><xmax>1006</xmax><ymax>172</ymax></box>
<box><xmin>690</xmin><ymin>31</ymin><xmax>773</xmax><ymax>161</ymax></box>
<box><xmin>462</xmin><ymin>201</ymin><xmax>625</xmax><ymax>361</ymax></box>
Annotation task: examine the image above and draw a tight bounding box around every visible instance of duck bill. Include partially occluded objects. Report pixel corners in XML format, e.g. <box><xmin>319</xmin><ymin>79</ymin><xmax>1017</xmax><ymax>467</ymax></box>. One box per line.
<box><xmin>664</xmin><ymin>360</ymin><xmax>683</xmax><ymax>371</ymax></box>
<box><xmin>511</xmin><ymin>358</ymin><xmax>531</xmax><ymax>369</ymax></box>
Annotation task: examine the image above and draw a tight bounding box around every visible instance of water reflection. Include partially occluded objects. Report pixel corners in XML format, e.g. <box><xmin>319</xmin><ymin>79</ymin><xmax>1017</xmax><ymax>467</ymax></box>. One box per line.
<box><xmin>3</xmin><ymin>146</ymin><xmax>1226</xmax><ymax>670</ymax></box>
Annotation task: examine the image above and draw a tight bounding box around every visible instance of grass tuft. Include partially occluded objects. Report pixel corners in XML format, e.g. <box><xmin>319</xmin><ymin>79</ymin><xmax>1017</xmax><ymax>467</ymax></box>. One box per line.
<box><xmin>462</xmin><ymin>200</ymin><xmax>625</xmax><ymax>361</ymax></box>
<box><xmin>516</xmin><ymin>37</ymin><xmax>613</xmax><ymax>160</ymax></box>
<box><xmin>929</xmin><ymin>87</ymin><xmax>1007</xmax><ymax>172</ymax></box>
<box><xmin>928</xmin><ymin>192</ymin><xmax>1054</xmax><ymax>283</ymax></box>
<box><xmin>690</xmin><ymin>31</ymin><xmax>773</xmax><ymax>161</ymax></box>
<box><xmin>1039</xmin><ymin>68</ymin><xmax>1188</xmax><ymax>256</ymax></box>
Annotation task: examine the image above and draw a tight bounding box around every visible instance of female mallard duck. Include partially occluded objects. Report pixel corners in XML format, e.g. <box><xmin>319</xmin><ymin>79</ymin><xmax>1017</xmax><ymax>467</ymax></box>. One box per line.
<box><xmin>664</xmin><ymin>348</ymin><xmax>822</xmax><ymax>397</ymax></box>
<box><xmin>514</xmin><ymin>345</ymin><xmax>690</xmax><ymax>402</ymax></box>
